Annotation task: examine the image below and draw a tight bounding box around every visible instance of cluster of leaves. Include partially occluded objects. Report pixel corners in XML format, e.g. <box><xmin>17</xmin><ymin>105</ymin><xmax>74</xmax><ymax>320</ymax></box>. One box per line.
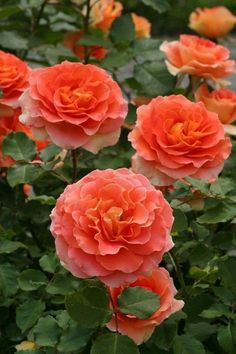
<box><xmin>1</xmin><ymin>1</ymin><xmax>236</xmax><ymax>354</ymax></box>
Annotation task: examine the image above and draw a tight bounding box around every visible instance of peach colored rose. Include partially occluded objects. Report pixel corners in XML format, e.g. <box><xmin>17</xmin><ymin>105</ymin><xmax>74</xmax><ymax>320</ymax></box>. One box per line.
<box><xmin>0</xmin><ymin>107</ymin><xmax>49</xmax><ymax>167</ymax></box>
<box><xmin>19</xmin><ymin>61</ymin><xmax>127</xmax><ymax>152</ymax></box>
<box><xmin>50</xmin><ymin>168</ymin><xmax>174</xmax><ymax>286</ymax></box>
<box><xmin>0</xmin><ymin>50</ymin><xmax>29</xmax><ymax>108</ymax></box>
<box><xmin>189</xmin><ymin>7</ymin><xmax>236</xmax><ymax>39</ymax></box>
<box><xmin>160</xmin><ymin>35</ymin><xmax>235</xmax><ymax>84</ymax></box>
<box><xmin>64</xmin><ymin>31</ymin><xmax>107</xmax><ymax>60</ymax></box>
<box><xmin>195</xmin><ymin>84</ymin><xmax>236</xmax><ymax>124</ymax></box>
<box><xmin>87</xmin><ymin>0</ymin><xmax>123</xmax><ymax>33</ymax></box>
<box><xmin>107</xmin><ymin>267</ymin><xmax>184</xmax><ymax>344</ymax></box>
<box><xmin>128</xmin><ymin>95</ymin><xmax>232</xmax><ymax>186</ymax></box>
<box><xmin>131</xmin><ymin>13</ymin><xmax>151</xmax><ymax>39</ymax></box>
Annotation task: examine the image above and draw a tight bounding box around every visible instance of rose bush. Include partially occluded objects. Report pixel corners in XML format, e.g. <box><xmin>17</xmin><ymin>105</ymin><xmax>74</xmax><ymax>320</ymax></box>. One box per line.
<box><xmin>19</xmin><ymin>61</ymin><xmax>127</xmax><ymax>152</ymax></box>
<box><xmin>129</xmin><ymin>95</ymin><xmax>231</xmax><ymax>186</ymax></box>
<box><xmin>50</xmin><ymin>168</ymin><xmax>174</xmax><ymax>286</ymax></box>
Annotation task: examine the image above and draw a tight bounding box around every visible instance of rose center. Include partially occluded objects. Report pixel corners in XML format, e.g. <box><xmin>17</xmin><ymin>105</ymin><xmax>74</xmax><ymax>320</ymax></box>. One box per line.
<box><xmin>59</xmin><ymin>86</ymin><xmax>93</xmax><ymax>106</ymax></box>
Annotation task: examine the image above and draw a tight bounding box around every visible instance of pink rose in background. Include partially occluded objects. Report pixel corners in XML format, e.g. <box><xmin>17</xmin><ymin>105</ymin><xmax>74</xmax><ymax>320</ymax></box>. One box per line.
<box><xmin>0</xmin><ymin>50</ymin><xmax>29</xmax><ymax>108</ymax></box>
<box><xmin>129</xmin><ymin>95</ymin><xmax>232</xmax><ymax>186</ymax></box>
<box><xmin>160</xmin><ymin>35</ymin><xmax>235</xmax><ymax>84</ymax></box>
<box><xmin>107</xmin><ymin>267</ymin><xmax>184</xmax><ymax>344</ymax></box>
<box><xmin>19</xmin><ymin>61</ymin><xmax>127</xmax><ymax>152</ymax></box>
<box><xmin>50</xmin><ymin>168</ymin><xmax>174</xmax><ymax>286</ymax></box>
<box><xmin>195</xmin><ymin>84</ymin><xmax>236</xmax><ymax>124</ymax></box>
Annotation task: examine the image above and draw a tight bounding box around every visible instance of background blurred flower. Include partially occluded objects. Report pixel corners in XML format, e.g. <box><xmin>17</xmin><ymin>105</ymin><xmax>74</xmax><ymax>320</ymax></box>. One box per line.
<box><xmin>131</xmin><ymin>13</ymin><xmax>151</xmax><ymax>39</ymax></box>
<box><xmin>195</xmin><ymin>84</ymin><xmax>236</xmax><ymax>124</ymax></box>
<box><xmin>189</xmin><ymin>6</ymin><xmax>236</xmax><ymax>39</ymax></box>
<box><xmin>160</xmin><ymin>35</ymin><xmax>235</xmax><ymax>84</ymax></box>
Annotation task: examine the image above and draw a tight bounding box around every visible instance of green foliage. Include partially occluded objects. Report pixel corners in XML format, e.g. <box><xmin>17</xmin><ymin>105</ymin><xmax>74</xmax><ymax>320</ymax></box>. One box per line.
<box><xmin>91</xmin><ymin>333</ymin><xmax>140</xmax><ymax>354</ymax></box>
<box><xmin>118</xmin><ymin>286</ymin><xmax>160</xmax><ymax>319</ymax></box>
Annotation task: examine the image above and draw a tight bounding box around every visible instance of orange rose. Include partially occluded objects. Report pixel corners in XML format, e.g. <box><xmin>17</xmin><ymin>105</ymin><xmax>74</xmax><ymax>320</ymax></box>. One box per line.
<box><xmin>128</xmin><ymin>95</ymin><xmax>232</xmax><ymax>186</ymax></box>
<box><xmin>195</xmin><ymin>84</ymin><xmax>236</xmax><ymax>124</ymax></box>
<box><xmin>107</xmin><ymin>267</ymin><xmax>184</xmax><ymax>344</ymax></box>
<box><xmin>64</xmin><ymin>31</ymin><xmax>107</xmax><ymax>60</ymax></box>
<box><xmin>0</xmin><ymin>50</ymin><xmax>29</xmax><ymax>108</ymax></box>
<box><xmin>189</xmin><ymin>7</ymin><xmax>236</xmax><ymax>39</ymax></box>
<box><xmin>0</xmin><ymin>107</ymin><xmax>49</xmax><ymax>168</ymax></box>
<box><xmin>131</xmin><ymin>13</ymin><xmax>151</xmax><ymax>39</ymax></box>
<box><xmin>87</xmin><ymin>0</ymin><xmax>123</xmax><ymax>33</ymax></box>
<box><xmin>50</xmin><ymin>168</ymin><xmax>174</xmax><ymax>286</ymax></box>
<box><xmin>160</xmin><ymin>35</ymin><xmax>235</xmax><ymax>84</ymax></box>
<box><xmin>19</xmin><ymin>61</ymin><xmax>127</xmax><ymax>152</ymax></box>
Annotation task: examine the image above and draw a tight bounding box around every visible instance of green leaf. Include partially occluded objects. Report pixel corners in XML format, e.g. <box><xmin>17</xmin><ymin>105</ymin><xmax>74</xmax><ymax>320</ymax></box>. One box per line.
<box><xmin>39</xmin><ymin>254</ymin><xmax>59</xmax><ymax>274</ymax></box>
<box><xmin>118</xmin><ymin>286</ymin><xmax>160</xmax><ymax>319</ymax></box>
<box><xmin>173</xmin><ymin>334</ymin><xmax>206</xmax><ymax>354</ymax></box>
<box><xmin>18</xmin><ymin>269</ymin><xmax>47</xmax><ymax>291</ymax></box>
<box><xmin>78</xmin><ymin>31</ymin><xmax>111</xmax><ymax>48</ymax></box>
<box><xmin>27</xmin><ymin>195</ymin><xmax>56</xmax><ymax>205</ymax></box>
<box><xmin>16</xmin><ymin>299</ymin><xmax>45</xmax><ymax>333</ymax></box>
<box><xmin>218</xmin><ymin>322</ymin><xmax>236</xmax><ymax>354</ymax></box>
<box><xmin>200</xmin><ymin>304</ymin><xmax>230</xmax><ymax>319</ymax></box>
<box><xmin>0</xmin><ymin>5</ymin><xmax>21</xmax><ymax>19</ymax></box>
<box><xmin>46</xmin><ymin>274</ymin><xmax>75</xmax><ymax>295</ymax></box>
<box><xmin>0</xmin><ymin>264</ymin><xmax>19</xmax><ymax>298</ymax></box>
<box><xmin>3</xmin><ymin>132</ymin><xmax>36</xmax><ymax>161</ymax></box>
<box><xmin>141</xmin><ymin>0</ymin><xmax>170</xmax><ymax>13</ymax></box>
<box><xmin>39</xmin><ymin>144</ymin><xmax>61</xmax><ymax>162</ymax></box>
<box><xmin>7</xmin><ymin>164</ymin><xmax>43</xmax><ymax>187</ymax></box>
<box><xmin>33</xmin><ymin>316</ymin><xmax>60</xmax><ymax>347</ymax></box>
<box><xmin>186</xmin><ymin>322</ymin><xmax>216</xmax><ymax>341</ymax></box>
<box><xmin>172</xmin><ymin>209</ymin><xmax>188</xmax><ymax>232</ymax></box>
<box><xmin>0</xmin><ymin>31</ymin><xmax>28</xmax><ymax>50</ymax></box>
<box><xmin>153</xmin><ymin>321</ymin><xmax>177</xmax><ymax>350</ymax></box>
<box><xmin>110</xmin><ymin>14</ymin><xmax>135</xmax><ymax>44</ymax></box>
<box><xmin>134</xmin><ymin>62</ymin><xmax>175</xmax><ymax>96</ymax></box>
<box><xmin>218</xmin><ymin>258</ymin><xmax>236</xmax><ymax>296</ymax></box>
<box><xmin>0</xmin><ymin>239</ymin><xmax>25</xmax><ymax>254</ymax></box>
<box><xmin>133</xmin><ymin>38</ymin><xmax>163</xmax><ymax>61</ymax></box>
<box><xmin>197</xmin><ymin>202</ymin><xmax>236</xmax><ymax>224</ymax></box>
<box><xmin>65</xmin><ymin>284</ymin><xmax>112</xmax><ymax>328</ymax></box>
<box><xmin>91</xmin><ymin>333</ymin><xmax>139</xmax><ymax>354</ymax></box>
<box><xmin>57</xmin><ymin>324</ymin><xmax>94</xmax><ymax>352</ymax></box>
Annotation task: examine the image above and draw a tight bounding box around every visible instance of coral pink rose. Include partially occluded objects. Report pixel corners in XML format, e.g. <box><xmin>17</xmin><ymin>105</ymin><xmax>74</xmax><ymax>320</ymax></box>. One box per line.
<box><xmin>87</xmin><ymin>0</ymin><xmax>123</xmax><ymax>33</ymax></box>
<box><xmin>0</xmin><ymin>107</ymin><xmax>49</xmax><ymax>168</ymax></box>
<box><xmin>50</xmin><ymin>168</ymin><xmax>174</xmax><ymax>286</ymax></box>
<box><xmin>19</xmin><ymin>61</ymin><xmax>127</xmax><ymax>151</ymax></box>
<box><xmin>160</xmin><ymin>35</ymin><xmax>235</xmax><ymax>84</ymax></box>
<box><xmin>107</xmin><ymin>267</ymin><xmax>184</xmax><ymax>344</ymax></box>
<box><xmin>64</xmin><ymin>31</ymin><xmax>107</xmax><ymax>60</ymax></box>
<box><xmin>131</xmin><ymin>13</ymin><xmax>151</xmax><ymax>39</ymax></box>
<box><xmin>0</xmin><ymin>50</ymin><xmax>29</xmax><ymax>108</ymax></box>
<box><xmin>189</xmin><ymin>7</ymin><xmax>236</xmax><ymax>39</ymax></box>
<box><xmin>128</xmin><ymin>95</ymin><xmax>232</xmax><ymax>186</ymax></box>
<box><xmin>195</xmin><ymin>84</ymin><xmax>236</xmax><ymax>124</ymax></box>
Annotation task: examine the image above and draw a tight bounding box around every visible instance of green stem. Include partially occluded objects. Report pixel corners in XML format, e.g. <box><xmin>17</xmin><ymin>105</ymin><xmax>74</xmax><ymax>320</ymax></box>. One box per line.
<box><xmin>83</xmin><ymin>0</ymin><xmax>92</xmax><ymax>64</ymax></box>
<box><xmin>71</xmin><ymin>149</ymin><xmax>78</xmax><ymax>183</ymax></box>
<box><xmin>168</xmin><ymin>249</ymin><xmax>188</xmax><ymax>298</ymax></box>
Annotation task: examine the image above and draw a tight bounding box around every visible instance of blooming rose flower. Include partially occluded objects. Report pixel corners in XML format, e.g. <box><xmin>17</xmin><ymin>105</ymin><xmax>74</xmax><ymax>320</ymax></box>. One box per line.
<box><xmin>19</xmin><ymin>61</ymin><xmax>127</xmax><ymax>152</ymax></box>
<box><xmin>131</xmin><ymin>13</ymin><xmax>151</xmax><ymax>39</ymax></box>
<box><xmin>86</xmin><ymin>0</ymin><xmax>123</xmax><ymax>33</ymax></box>
<box><xmin>160</xmin><ymin>35</ymin><xmax>235</xmax><ymax>84</ymax></box>
<box><xmin>64</xmin><ymin>31</ymin><xmax>107</xmax><ymax>60</ymax></box>
<box><xmin>107</xmin><ymin>267</ymin><xmax>184</xmax><ymax>344</ymax></box>
<box><xmin>0</xmin><ymin>107</ymin><xmax>48</xmax><ymax>167</ymax></box>
<box><xmin>50</xmin><ymin>168</ymin><xmax>174</xmax><ymax>286</ymax></box>
<box><xmin>0</xmin><ymin>50</ymin><xmax>29</xmax><ymax>108</ymax></box>
<box><xmin>195</xmin><ymin>84</ymin><xmax>236</xmax><ymax>124</ymax></box>
<box><xmin>189</xmin><ymin>7</ymin><xmax>236</xmax><ymax>39</ymax></box>
<box><xmin>128</xmin><ymin>95</ymin><xmax>232</xmax><ymax>186</ymax></box>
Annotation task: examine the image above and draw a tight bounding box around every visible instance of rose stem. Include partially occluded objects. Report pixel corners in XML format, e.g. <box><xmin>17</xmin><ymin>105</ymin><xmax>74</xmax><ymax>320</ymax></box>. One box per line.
<box><xmin>71</xmin><ymin>149</ymin><xmax>78</xmax><ymax>183</ymax></box>
<box><xmin>83</xmin><ymin>0</ymin><xmax>92</xmax><ymax>64</ymax></box>
<box><xmin>108</xmin><ymin>291</ymin><xmax>119</xmax><ymax>333</ymax></box>
<box><xmin>168</xmin><ymin>249</ymin><xmax>188</xmax><ymax>298</ymax></box>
